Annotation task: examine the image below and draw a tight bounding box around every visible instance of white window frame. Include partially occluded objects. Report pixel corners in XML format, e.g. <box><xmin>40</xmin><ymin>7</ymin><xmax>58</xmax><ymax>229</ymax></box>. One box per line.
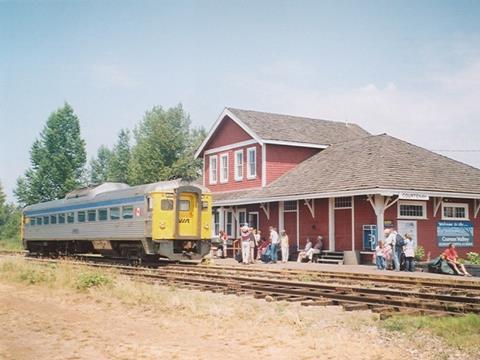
<box><xmin>209</xmin><ymin>155</ymin><xmax>218</xmax><ymax>185</ymax></box>
<box><xmin>234</xmin><ymin>149</ymin><xmax>243</xmax><ymax>181</ymax></box>
<box><xmin>441</xmin><ymin>202</ymin><xmax>469</xmax><ymax>221</ymax></box>
<box><xmin>219</xmin><ymin>153</ymin><xmax>229</xmax><ymax>183</ymax></box>
<box><xmin>248</xmin><ymin>211</ymin><xmax>259</xmax><ymax>230</ymax></box>
<box><xmin>247</xmin><ymin>147</ymin><xmax>257</xmax><ymax>179</ymax></box>
<box><xmin>397</xmin><ymin>201</ymin><xmax>427</xmax><ymax>220</ymax></box>
<box><xmin>334</xmin><ymin>196</ymin><xmax>352</xmax><ymax>209</ymax></box>
<box><xmin>236</xmin><ymin>208</ymin><xmax>247</xmax><ymax>237</ymax></box>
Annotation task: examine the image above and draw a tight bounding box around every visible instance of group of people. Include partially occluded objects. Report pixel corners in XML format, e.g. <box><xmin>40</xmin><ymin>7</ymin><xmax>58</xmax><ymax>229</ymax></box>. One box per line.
<box><xmin>374</xmin><ymin>228</ymin><xmax>415</xmax><ymax>271</ymax></box>
<box><xmin>296</xmin><ymin>236</ymin><xmax>323</xmax><ymax>262</ymax></box>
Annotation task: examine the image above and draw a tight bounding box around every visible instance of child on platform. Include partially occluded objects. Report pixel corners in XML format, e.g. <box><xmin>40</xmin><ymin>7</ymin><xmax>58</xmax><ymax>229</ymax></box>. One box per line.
<box><xmin>375</xmin><ymin>240</ymin><xmax>386</xmax><ymax>270</ymax></box>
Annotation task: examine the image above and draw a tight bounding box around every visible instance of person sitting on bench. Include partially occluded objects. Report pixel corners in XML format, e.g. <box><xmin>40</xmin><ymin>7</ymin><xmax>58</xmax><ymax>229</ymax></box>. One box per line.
<box><xmin>306</xmin><ymin>236</ymin><xmax>323</xmax><ymax>262</ymax></box>
<box><xmin>296</xmin><ymin>238</ymin><xmax>313</xmax><ymax>262</ymax></box>
<box><xmin>442</xmin><ymin>243</ymin><xmax>472</xmax><ymax>276</ymax></box>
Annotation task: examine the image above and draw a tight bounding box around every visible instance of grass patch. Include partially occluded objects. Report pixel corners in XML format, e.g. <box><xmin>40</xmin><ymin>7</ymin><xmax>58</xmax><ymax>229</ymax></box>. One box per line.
<box><xmin>76</xmin><ymin>272</ymin><xmax>112</xmax><ymax>290</ymax></box>
<box><xmin>0</xmin><ymin>238</ymin><xmax>23</xmax><ymax>251</ymax></box>
<box><xmin>382</xmin><ymin>314</ymin><xmax>480</xmax><ymax>351</ymax></box>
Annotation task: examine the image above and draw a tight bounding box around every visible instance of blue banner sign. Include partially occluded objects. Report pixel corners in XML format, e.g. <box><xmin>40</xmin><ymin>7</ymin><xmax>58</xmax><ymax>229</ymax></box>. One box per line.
<box><xmin>437</xmin><ymin>221</ymin><xmax>474</xmax><ymax>247</ymax></box>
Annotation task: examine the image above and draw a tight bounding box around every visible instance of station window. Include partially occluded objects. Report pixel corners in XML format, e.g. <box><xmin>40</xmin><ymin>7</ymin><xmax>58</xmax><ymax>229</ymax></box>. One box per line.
<box><xmin>58</xmin><ymin>213</ymin><xmax>65</xmax><ymax>224</ymax></box>
<box><xmin>78</xmin><ymin>211</ymin><xmax>86</xmax><ymax>223</ymax></box>
<box><xmin>179</xmin><ymin>200</ymin><xmax>190</xmax><ymax>211</ymax></box>
<box><xmin>161</xmin><ymin>199</ymin><xmax>173</xmax><ymax>211</ymax></box>
<box><xmin>213</xmin><ymin>210</ymin><xmax>220</xmax><ymax>236</ymax></box>
<box><xmin>220</xmin><ymin>153</ymin><xmax>229</xmax><ymax>183</ymax></box>
<box><xmin>67</xmin><ymin>212</ymin><xmax>75</xmax><ymax>224</ymax></box>
<box><xmin>30</xmin><ymin>218</ymin><xmax>36</xmax><ymax>226</ymax></box>
<box><xmin>398</xmin><ymin>201</ymin><xmax>426</xmax><ymax>219</ymax></box>
<box><xmin>209</xmin><ymin>155</ymin><xmax>218</xmax><ymax>184</ymax></box>
<box><xmin>234</xmin><ymin>150</ymin><xmax>243</xmax><ymax>181</ymax></box>
<box><xmin>110</xmin><ymin>207</ymin><xmax>120</xmax><ymax>220</ymax></box>
<box><xmin>87</xmin><ymin>210</ymin><xmax>96</xmax><ymax>222</ymax></box>
<box><xmin>43</xmin><ymin>216</ymin><xmax>50</xmax><ymax>225</ymax></box>
<box><xmin>335</xmin><ymin>197</ymin><xmax>352</xmax><ymax>209</ymax></box>
<box><xmin>247</xmin><ymin>147</ymin><xmax>256</xmax><ymax>179</ymax></box>
<box><xmin>50</xmin><ymin>214</ymin><xmax>57</xmax><ymax>224</ymax></box>
<box><xmin>36</xmin><ymin>217</ymin><xmax>43</xmax><ymax>225</ymax></box>
<box><xmin>284</xmin><ymin>201</ymin><xmax>298</xmax><ymax>212</ymax></box>
<box><xmin>98</xmin><ymin>208</ymin><xmax>108</xmax><ymax>221</ymax></box>
<box><xmin>442</xmin><ymin>203</ymin><xmax>468</xmax><ymax>220</ymax></box>
<box><xmin>122</xmin><ymin>206</ymin><xmax>133</xmax><ymax>219</ymax></box>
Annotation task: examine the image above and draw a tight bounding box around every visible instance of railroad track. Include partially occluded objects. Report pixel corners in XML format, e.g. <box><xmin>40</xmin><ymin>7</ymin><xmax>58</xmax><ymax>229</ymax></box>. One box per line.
<box><xmin>20</xmin><ymin>256</ymin><xmax>480</xmax><ymax>317</ymax></box>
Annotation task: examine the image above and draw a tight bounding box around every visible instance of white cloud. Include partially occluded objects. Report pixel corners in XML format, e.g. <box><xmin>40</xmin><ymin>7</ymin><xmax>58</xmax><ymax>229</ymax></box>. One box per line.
<box><xmin>225</xmin><ymin>57</ymin><xmax>480</xmax><ymax>169</ymax></box>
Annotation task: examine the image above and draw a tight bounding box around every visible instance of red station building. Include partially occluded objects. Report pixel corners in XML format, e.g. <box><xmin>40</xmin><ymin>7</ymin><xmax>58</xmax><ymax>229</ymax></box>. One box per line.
<box><xmin>195</xmin><ymin>108</ymin><xmax>480</xmax><ymax>263</ymax></box>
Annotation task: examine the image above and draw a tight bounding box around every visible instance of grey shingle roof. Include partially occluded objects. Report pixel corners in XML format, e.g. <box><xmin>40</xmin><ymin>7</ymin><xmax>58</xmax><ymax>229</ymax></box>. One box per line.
<box><xmin>227</xmin><ymin>108</ymin><xmax>370</xmax><ymax>145</ymax></box>
<box><xmin>212</xmin><ymin>134</ymin><xmax>480</xmax><ymax>204</ymax></box>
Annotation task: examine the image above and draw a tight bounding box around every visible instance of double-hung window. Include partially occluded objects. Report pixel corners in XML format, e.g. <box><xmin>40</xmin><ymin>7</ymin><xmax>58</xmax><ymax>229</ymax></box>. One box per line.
<box><xmin>442</xmin><ymin>203</ymin><xmax>469</xmax><ymax>220</ymax></box>
<box><xmin>209</xmin><ymin>155</ymin><xmax>218</xmax><ymax>184</ymax></box>
<box><xmin>398</xmin><ymin>201</ymin><xmax>426</xmax><ymax>219</ymax></box>
<box><xmin>247</xmin><ymin>147</ymin><xmax>256</xmax><ymax>179</ymax></box>
<box><xmin>234</xmin><ymin>150</ymin><xmax>243</xmax><ymax>181</ymax></box>
<box><xmin>220</xmin><ymin>153</ymin><xmax>228</xmax><ymax>183</ymax></box>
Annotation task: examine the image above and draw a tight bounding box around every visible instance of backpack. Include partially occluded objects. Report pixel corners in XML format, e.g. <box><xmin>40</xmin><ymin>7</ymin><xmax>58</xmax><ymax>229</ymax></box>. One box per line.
<box><xmin>395</xmin><ymin>233</ymin><xmax>405</xmax><ymax>248</ymax></box>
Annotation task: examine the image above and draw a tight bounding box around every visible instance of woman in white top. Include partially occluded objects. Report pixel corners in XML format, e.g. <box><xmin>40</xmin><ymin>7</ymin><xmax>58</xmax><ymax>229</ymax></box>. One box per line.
<box><xmin>403</xmin><ymin>234</ymin><xmax>415</xmax><ymax>272</ymax></box>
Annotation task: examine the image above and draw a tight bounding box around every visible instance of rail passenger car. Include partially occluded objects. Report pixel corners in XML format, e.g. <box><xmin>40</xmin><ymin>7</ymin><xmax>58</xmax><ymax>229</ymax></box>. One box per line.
<box><xmin>22</xmin><ymin>180</ymin><xmax>212</xmax><ymax>261</ymax></box>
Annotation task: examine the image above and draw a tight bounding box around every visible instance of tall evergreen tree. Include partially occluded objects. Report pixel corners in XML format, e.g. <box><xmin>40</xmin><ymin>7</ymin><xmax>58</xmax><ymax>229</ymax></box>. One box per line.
<box><xmin>89</xmin><ymin>145</ymin><xmax>113</xmax><ymax>184</ymax></box>
<box><xmin>109</xmin><ymin>129</ymin><xmax>131</xmax><ymax>183</ymax></box>
<box><xmin>128</xmin><ymin>104</ymin><xmax>205</xmax><ymax>185</ymax></box>
<box><xmin>15</xmin><ymin>103</ymin><xmax>87</xmax><ymax>206</ymax></box>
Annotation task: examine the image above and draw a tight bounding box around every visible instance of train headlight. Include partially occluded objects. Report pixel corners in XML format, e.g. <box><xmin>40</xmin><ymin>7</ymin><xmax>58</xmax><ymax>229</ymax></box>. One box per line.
<box><xmin>204</xmin><ymin>224</ymin><xmax>209</xmax><ymax>229</ymax></box>
<box><xmin>159</xmin><ymin>222</ymin><xmax>166</xmax><ymax>229</ymax></box>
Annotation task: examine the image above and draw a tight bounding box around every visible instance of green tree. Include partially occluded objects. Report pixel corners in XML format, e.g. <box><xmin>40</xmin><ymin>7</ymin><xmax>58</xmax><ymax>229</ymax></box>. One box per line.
<box><xmin>109</xmin><ymin>129</ymin><xmax>131</xmax><ymax>183</ymax></box>
<box><xmin>0</xmin><ymin>181</ymin><xmax>21</xmax><ymax>241</ymax></box>
<box><xmin>14</xmin><ymin>103</ymin><xmax>87</xmax><ymax>206</ymax></box>
<box><xmin>128</xmin><ymin>104</ymin><xmax>205</xmax><ymax>184</ymax></box>
<box><xmin>89</xmin><ymin>145</ymin><xmax>113</xmax><ymax>184</ymax></box>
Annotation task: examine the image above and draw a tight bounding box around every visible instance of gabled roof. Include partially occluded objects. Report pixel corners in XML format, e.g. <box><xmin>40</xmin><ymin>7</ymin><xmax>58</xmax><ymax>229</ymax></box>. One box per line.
<box><xmin>212</xmin><ymin>134</ymin><xmax>480</xmax><ymax>205</ymax></box>
<box><xmin>195</xmin><ymin>107</ymin><xmax>370</xmax><ymax>158</ymax></box>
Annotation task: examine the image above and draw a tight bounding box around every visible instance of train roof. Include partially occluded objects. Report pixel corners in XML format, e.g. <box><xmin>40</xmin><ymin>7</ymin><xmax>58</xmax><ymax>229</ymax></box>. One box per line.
<box><xmin>23</xmin><ymin>179</ymin><xmax>209</xmax><ymax>215</ymax></box>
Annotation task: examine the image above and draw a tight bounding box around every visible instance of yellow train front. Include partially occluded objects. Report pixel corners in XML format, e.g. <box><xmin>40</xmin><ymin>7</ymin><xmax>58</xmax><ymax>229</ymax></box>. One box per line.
<box><xmin>22</xmin><ymin>180</ymin><xmax>212</xmax><ymax>262</ymax></box>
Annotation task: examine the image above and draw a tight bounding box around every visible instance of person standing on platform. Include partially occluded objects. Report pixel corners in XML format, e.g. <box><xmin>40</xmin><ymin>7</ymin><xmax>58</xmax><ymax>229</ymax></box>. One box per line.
<box><xmin>374</xmin><ymin>240</ymin><xmax>386</xmax><ymax>270</ymax></box>
<box><xmin>219</xmin><ymin>230</ymin><xmax>228</xmax><ymax>258</ymax></box>
<box><xmin>249</xmin><ymin>227</ymin><xmax>257</xmax><ymax>264</ymax></box>
<box><xmin>240</xmin><ymin>225</ymin><xmax>251</xmax><ymax>264</ymax></box>
<box><xmin>269</xmin><ymin>226</ymin><xmax>280</xmax><ymax>263</ymax></box>
<box><xmin>280</xmin><ymin>230</ymin><xmax>289</xmax><ymax>263</ymax></box>
<box><xmin>403</xmin><ymin>234</ymin><xmax>415</xmax><ymax>272</ymax></box>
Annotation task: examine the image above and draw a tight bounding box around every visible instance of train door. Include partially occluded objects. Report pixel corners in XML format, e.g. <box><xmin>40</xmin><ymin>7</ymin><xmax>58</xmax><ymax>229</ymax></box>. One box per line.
<box><xmin>178</xmin><ymin>193</ymin><xmax>197</xmax><ymax>237</ymax></box>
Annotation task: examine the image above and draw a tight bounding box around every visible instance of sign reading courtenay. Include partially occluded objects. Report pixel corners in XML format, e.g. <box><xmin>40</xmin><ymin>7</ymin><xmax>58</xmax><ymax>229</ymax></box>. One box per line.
<box><xmin>437</xmin><ymin>221</ymin><xmax>474</xmax><ymax>247</ymax></box>
<box><xmin>398</xmin><ymin>192</ymin><xmax>429</xmax><ymax>201</ymax></box>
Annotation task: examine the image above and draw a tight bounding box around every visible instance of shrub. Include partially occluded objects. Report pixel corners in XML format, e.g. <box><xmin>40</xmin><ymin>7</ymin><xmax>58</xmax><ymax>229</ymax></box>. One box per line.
<box><xmin>75</xmin><ymin>272</ymin><xmax>112</xmax><ymax>290</ymax></box>
<box><xmin>414</xmin><ymin>246</ymin><xmax>425</xmax><ymax>261</ymax></box>
<box><xmin>466</xmin><ymin>252</ymin><xmax>480</xmax><ymax>265</ymax></box>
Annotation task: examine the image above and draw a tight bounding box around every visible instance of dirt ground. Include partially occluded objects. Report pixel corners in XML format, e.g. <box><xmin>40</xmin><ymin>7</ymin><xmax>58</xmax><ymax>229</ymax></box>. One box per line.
<box><xmin>0</xmin><ymin>281</ymin><xmax>470</xmax><ymax>360</ymax></box>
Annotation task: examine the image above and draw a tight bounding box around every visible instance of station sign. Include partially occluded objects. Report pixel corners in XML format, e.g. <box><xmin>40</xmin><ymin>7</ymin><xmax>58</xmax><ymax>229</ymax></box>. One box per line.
<box><xmin>398</xmin><ymin>192</ymin><xmax>429</xmax><ymax>201</ymax></box>
<box><xmin>437</xmin><ymin>221</ymin><xmax>474</xmax><ymax>247</ymax></box>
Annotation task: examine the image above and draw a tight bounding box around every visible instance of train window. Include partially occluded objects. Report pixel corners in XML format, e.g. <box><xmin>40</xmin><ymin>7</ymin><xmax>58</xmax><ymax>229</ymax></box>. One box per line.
<box><xmin>98</xmin><ymin>209</ymin><xmax>108</xmax><ymax>221</ymax></box>
<box><xmin>87</xmin><ymin>210</ymin><xmax>97</xmax><ymax>222</ymax></box>
<box><xmin>50</xmin><ymin>214</ymin><xmax>57</xmax><ymax>224</ymax></box>
<box><xmin>202</xmin><ymin>201</ymin><xmax>209</xmax><ymax>210</ymax></box>
<box><xmin>58</xmin><ymin>213</ymin><xmax>65</xmax><ymax>224</ymax></box>
<box><xmin>36</xmin><ymin>217</ymin><xmax>43</xmax><ymax>225</ymax></box>
<box><xmin>43</xmin><ymin>216</ymin><xmax>49</xmax><ymax>225</ymax></box>
<box><xmin>67</xmin><ymin>212</ymin><xmax>75</xmax><ymax>223</ymax></box>
<box><xmin>147</xmin><ymin>197</ymin><xmax>153</xmax><ymax>211</ymax></box>
<box><xmin>78</xmin><ymin>211</ymin><xmax>86</xmax><ymax>223</ymax></box>
<box><xmin>30</xmin><ymin>218</ymin><xmax>36</xmax><ymax>226</ymax></box>
<box><xmin>122</xmin><ymin>206</ymin><xmax>133</xmax><ymax>219</ymax></box>
<box><xmin>179</xmin><ymin>200</ymin><xmax>190</xmax><ymax>211</ymax></box>
<box><xmin>110</xmin><ymin>207</ymin><xmax>120</xmax><ymax>220</ymax></box>
<box><xmin>161</xmin><ymin>199</ymin><xmax>173</xmax><ymax>211</ymax></box>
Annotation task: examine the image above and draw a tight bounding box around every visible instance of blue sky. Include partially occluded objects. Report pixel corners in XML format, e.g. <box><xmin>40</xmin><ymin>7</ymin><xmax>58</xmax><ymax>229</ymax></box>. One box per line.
<box><xmin>1</xmin><ymin>0</ymin><xmax>480</xmax><ymax>201</ymax></box>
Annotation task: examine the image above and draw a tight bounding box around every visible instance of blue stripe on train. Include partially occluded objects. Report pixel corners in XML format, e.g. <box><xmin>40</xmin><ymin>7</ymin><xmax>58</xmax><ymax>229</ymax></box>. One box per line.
<box><xmin>24</xmin><ymin>195</ymin><xmax>145</xmax><ymax>217</ymax></box>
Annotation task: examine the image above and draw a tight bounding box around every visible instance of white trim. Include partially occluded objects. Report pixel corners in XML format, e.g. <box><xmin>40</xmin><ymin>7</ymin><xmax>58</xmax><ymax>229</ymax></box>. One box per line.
<box><xmin>209</xmin><ymin>155</ymin><xmax>218</xmax><ymax>185</ymax></box>
<box><xmin>204</xmin><ymin>139</ymin><xmax>257</xmax><ymax>155</ymax></box>
<box><xmin>234</xmin><ymin>149</ymin><xmax>244</xmax><ymax>181</ymax></box>
<box><xmin>328</xmin><ymin>198</ymin><xmax>335</xmax><ymax>251</ymax></box>
<box><xmin>304</xmin><ymin>199</ymin><xmax>315</xmax><ymax>218</ymax></box>
<box><xmin>203</xmin><ymin>154</ymin><xmax>206</xmax><ymax>187</ymax></box>
<box><xmin>433</xmin><ymin>197</ymin><xmax>443</xmax><ymax>217</ymax></box>
<box><xmin>261</xmin><ymin>144</ymin><xmax>266</xmax><ymax>187</ymax></box>
<box><xmin>236</xmin><ymin>208</ymin><xmax>247</xmax><ymax>237</ymax></box>
<box><xmin>278</xmin><ymin>201</ymin><xmax>284</xmax><ymax>233</ymax></box>
<box><xmin>263</xmin><ymin>139</ymin><xmax>328</xmax><ymax>149</ymax></box>
<box><xmin>248</xmin><ymin>211</ymin><xmax>259</xmax><ymax>230</ymax></box>
<box><xmin>351</xmin><ymin>196</ymin><xmax>355</xmax><ymax>251</ymax></box>
<box><xmin>475</xmin><ymin>199</ymin><xmax>480</xmax><ymax>219</ymax></box>
<box><xmin>260</xmin><ymin>203</ymin><xmax>270</xmax><ymax>220</ymax></box>
<box><xmin>194</xmin><ymin>108</ymin><xmax>263</xmax><ymax>159</ymax></box>
<box><xmin>441</xmin><ymin>202</ymin><xmax>469</xmax><ymax>221</ymax></box>
<box><xmin>246</xmin><ymin>147</ymin><xmax>257</xmax><ymax>180</ymax></box>
<box><xmin>213</xmin><ymin>187</ymin><xmax>480</xmax><ymax>207</ymax></box>
<box><xmin>219</xmin><ymin>153</ymin><xmax>229</xmax><ymax>184</ymax></box>
<box><xmin>397</xmin><ymin>200</ymin><xmax>427</xmax><ymax>220</ymax></box>
<box><xmin>296</xmin><ymin>200</ymin><xmax>300</xmax><ymax>251</ymax></box>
